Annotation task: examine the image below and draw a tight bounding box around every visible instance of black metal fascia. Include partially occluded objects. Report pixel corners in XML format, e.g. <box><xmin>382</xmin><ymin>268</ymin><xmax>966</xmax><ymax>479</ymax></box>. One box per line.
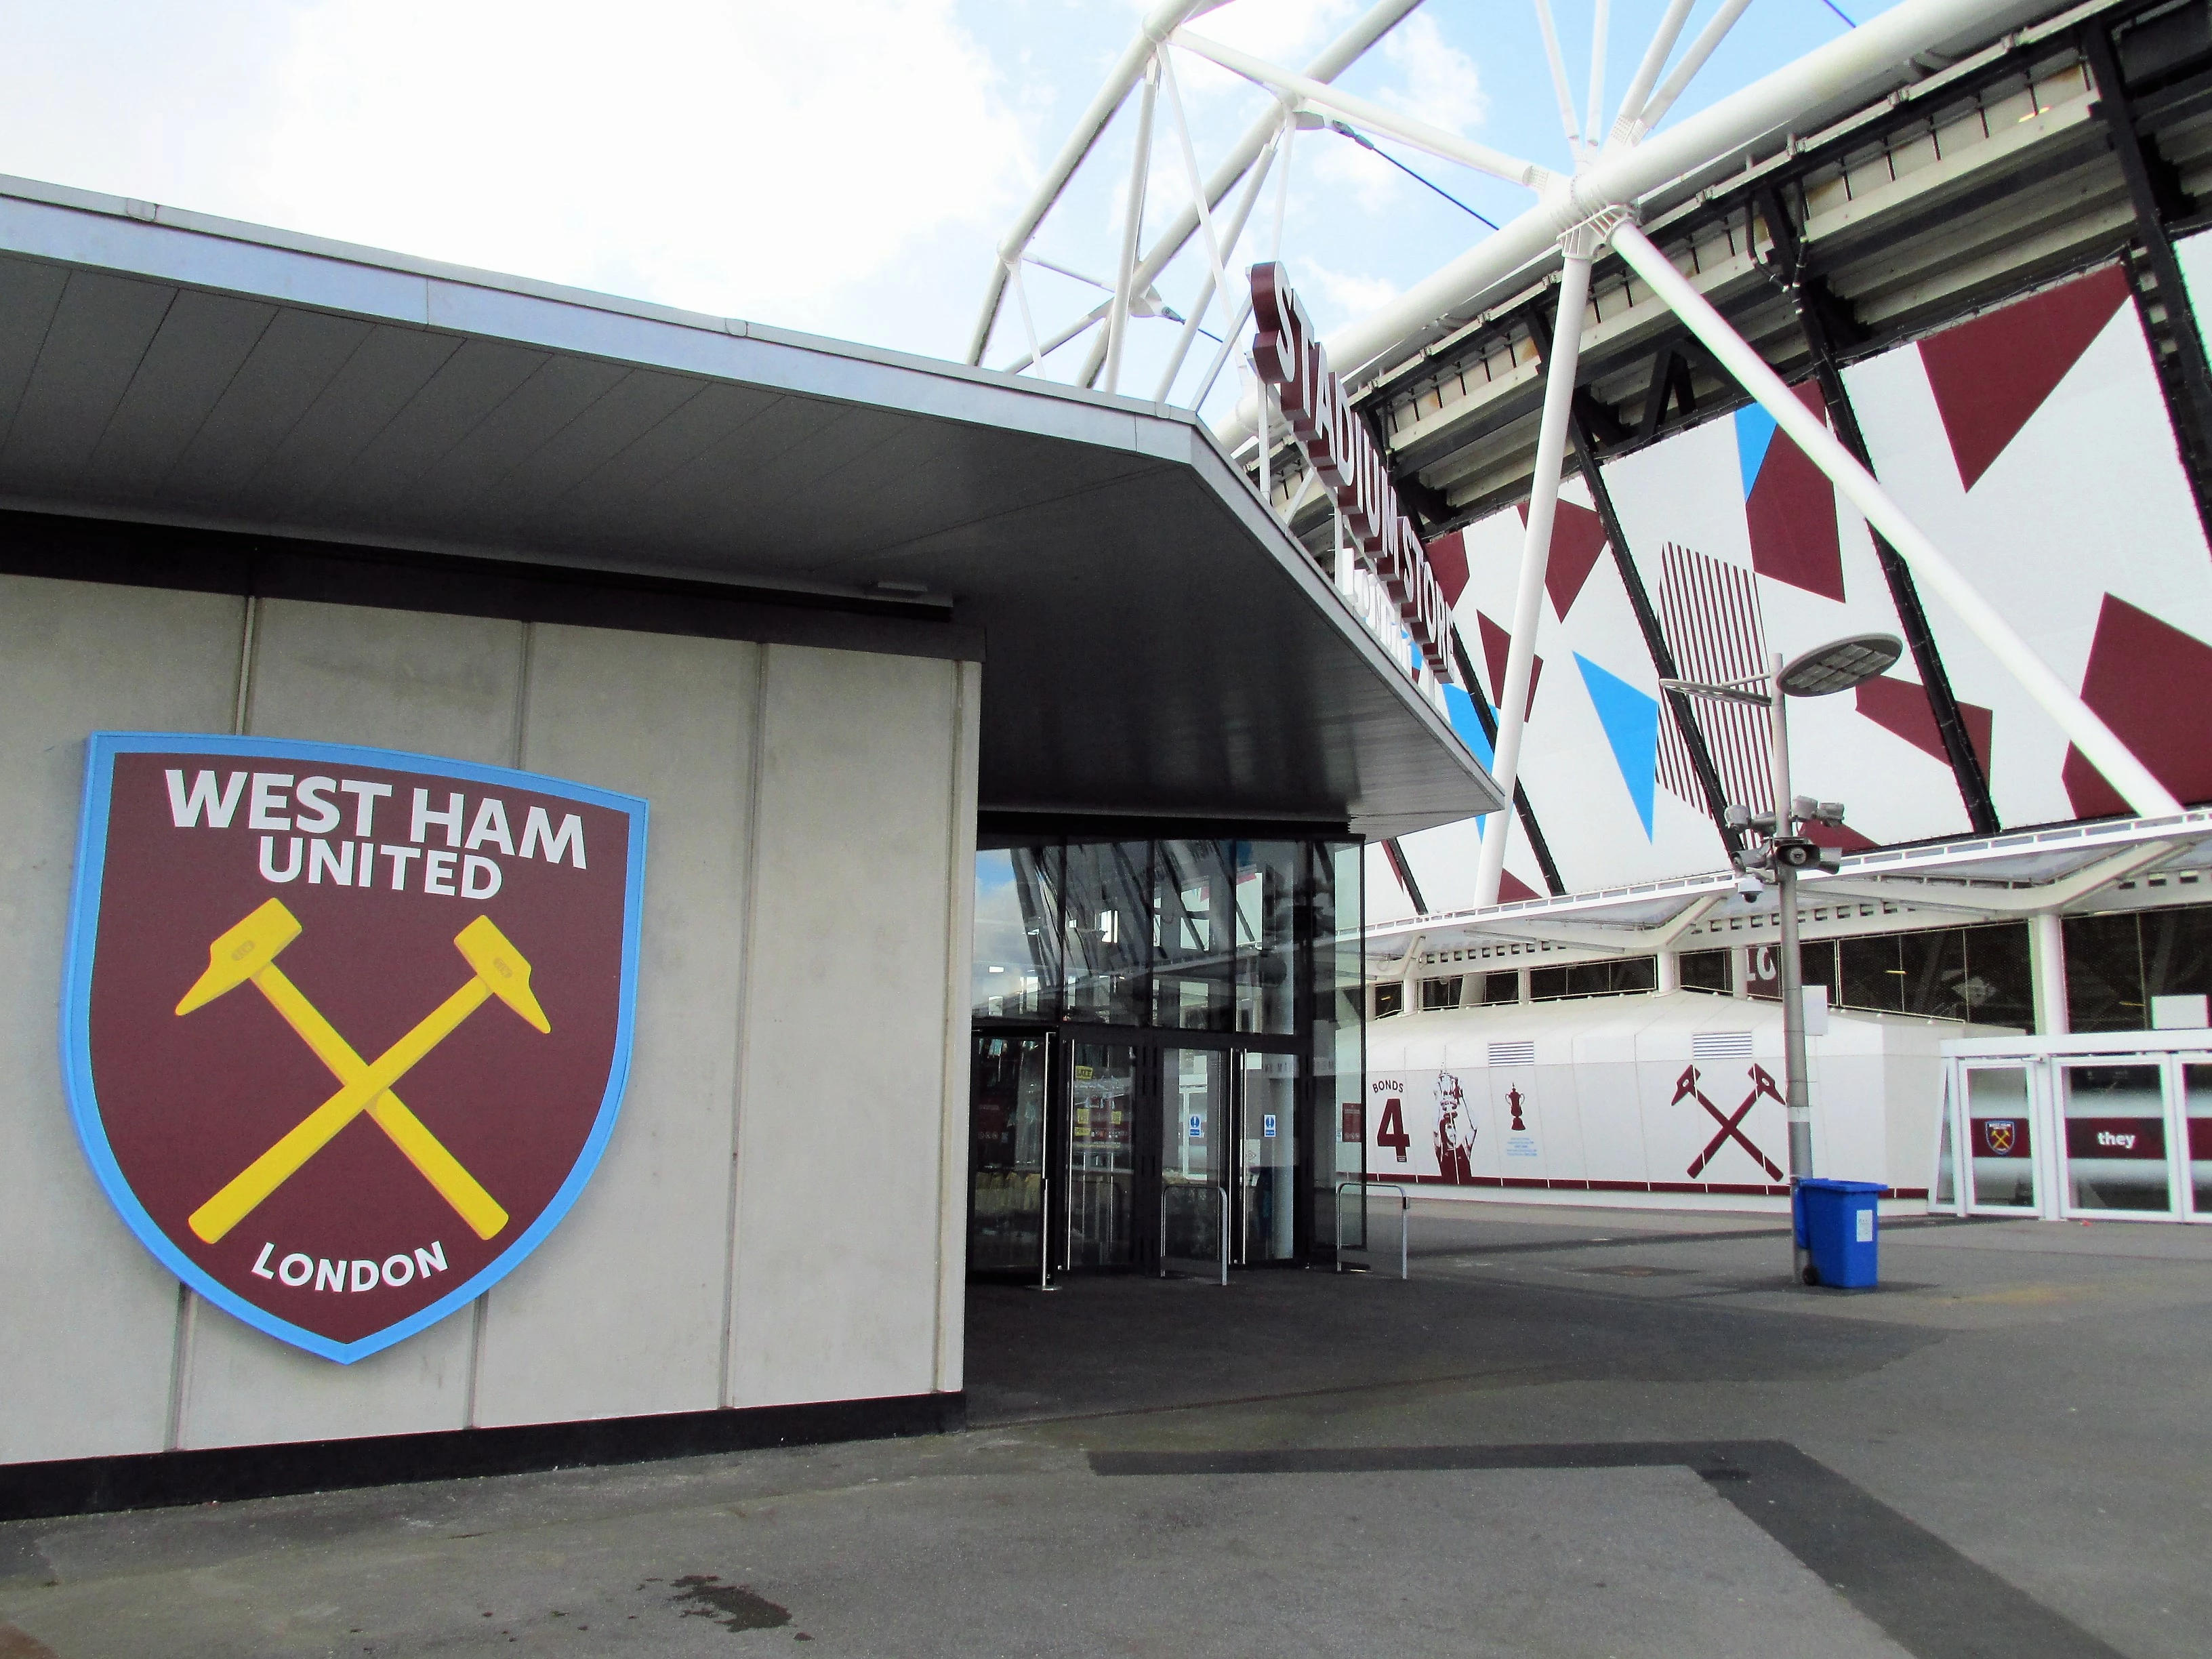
<box><xmin>1757</xmin><ymin>184</ymin><xmax>2003</xmax><ymax>838</ymax></box>
<box><xmin>1379</xmin><ymin>838</ymin><xmax>1430</xmax><ymax>914</ymax></box>
<box><xmin>2083</xmin><ymin>20</ymin><xmax>2212</xmax><ymax>548</ymax></box>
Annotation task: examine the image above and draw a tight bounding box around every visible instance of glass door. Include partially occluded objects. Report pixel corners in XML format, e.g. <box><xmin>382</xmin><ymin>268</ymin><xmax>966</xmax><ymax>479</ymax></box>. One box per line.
<box><xmin>2060</xmin><ymin>1061</ymin><xmax>2175</xmax><ymax>1216</ymax></box>
<box><xmin>1963</xmin><ymin>1065</ymin><xmax>2038</xmax><ymax>1213</ymax></box>
<box><xmin>1239</xmin><ymin>1050</ymin><xmax>1300</xmax><ymax>1263</ymax></box>
<box><xmin>1067</xmin><ymin>1043</ymin><xmax>1138</xmax><ymax>1267</ymax></box>
<box><xmin>969</xmin><ymin>1033</ymin><xmax>1049</xmax><ymax>1277</ymax></box>
<box><xmin>2177</xmin><ymin>1061</ymin><xmax>2212</xmax><ymax>1222</ymax></box>
<box><xmin>1160</xmin><ymin>1048</ymin><xmax>1227</xmax><ymax>1274</ymax></box>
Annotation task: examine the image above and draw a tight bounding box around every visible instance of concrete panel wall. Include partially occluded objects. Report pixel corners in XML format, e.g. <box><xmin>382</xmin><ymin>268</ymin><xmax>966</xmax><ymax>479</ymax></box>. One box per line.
<box><xmin>726</xmin><ymin>647</ymin><xmax>974</xmax><ymax>1409</ymax></box>
<box><xmin>470</xmin><ymin>626</ymin><xmax>759</xmax><ymax>1429</ymax></box>
<box><xmin>0</xmin><ymin>576</ymin><xmax>241</xmax><ymax>1464</ymax></box>
<box><xmin>0</xmin><ymin>578</ymin><xmax>976</xmax><ymax>1468</ymax></box>
<box><xmin>181</xmin><ymin>600</ymin><xmax>527</xmax><ymax>1451</ymax></box>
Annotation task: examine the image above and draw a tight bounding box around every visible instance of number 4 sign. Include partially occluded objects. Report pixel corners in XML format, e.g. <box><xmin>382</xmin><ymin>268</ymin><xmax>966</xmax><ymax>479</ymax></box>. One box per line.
<box><xmin>1374</xmin><ymin>1097</ymin><xmax>1410</xmax><ymax>1162</ymax></box>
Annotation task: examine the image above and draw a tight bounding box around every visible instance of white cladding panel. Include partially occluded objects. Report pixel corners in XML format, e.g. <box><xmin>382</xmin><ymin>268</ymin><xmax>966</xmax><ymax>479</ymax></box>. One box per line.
<box><xmin>0</xmin><ymin>577</ymin><xmax>975</xmax><ymax>1465</ymax></box>
<box><xmin>726</xmin><ymin>647</ymin><xmax>975</xmax><ymax>1409</ymax></box>
<box><xmin>1364</xmin><ymin>994</ymin><xmax>1952</xmax><ymax>1204</ymax></box>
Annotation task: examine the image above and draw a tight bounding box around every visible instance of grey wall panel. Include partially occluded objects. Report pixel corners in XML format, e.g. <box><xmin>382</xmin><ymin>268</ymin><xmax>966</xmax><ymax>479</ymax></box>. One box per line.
<box><xmin>0</xmin><ymin>574</ymin><xmax>240</xmax><ymax>1462</ymax></box>
<box><xmin>2</xmin><ymin>574</ymin><xmax>970</xmax><ymax>1465</ymax></box>
<box><xmin>179</xmin><ymin>600</ymin><xmax>527</xmax><ymax>1449</ymax></box>
<box><xmin>932</xmin><ymin>661</ymin><xmax>981</xmax><ymax>1395</ymax></box>
<box><xmin>727</xmin><ymin>646</ymin><xmax>964</xmax><ymax>1409</ymax></box>
<box><xmin>470</xmin><ymin>625</ymin><xmax>758</xmax><ymax>1427</ymax></box>
<box><xmin>179</xmin><ymin>1319</ymin><xmax>477</xmax><ymax>1452</ymax></box>
<box><xmin>240</xmin><ymin>600</ymin><xmax>525</xmax><ymax>762</ymax></box>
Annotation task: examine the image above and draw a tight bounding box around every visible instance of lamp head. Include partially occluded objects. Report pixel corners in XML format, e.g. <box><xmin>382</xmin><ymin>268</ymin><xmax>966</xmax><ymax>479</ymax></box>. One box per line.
<box><xmin>1776</xmin><ymin>633</ymin><xmax>1902</xmax><ymax>697</ymax></box>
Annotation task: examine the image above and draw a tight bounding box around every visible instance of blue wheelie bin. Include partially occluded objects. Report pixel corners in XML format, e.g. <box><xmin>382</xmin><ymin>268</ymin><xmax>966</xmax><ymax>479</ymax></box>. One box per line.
<box><xmin>1793</xmin><ymin>1179</ymin><xmax>1884</xmax><ymax>1288</ymax></box>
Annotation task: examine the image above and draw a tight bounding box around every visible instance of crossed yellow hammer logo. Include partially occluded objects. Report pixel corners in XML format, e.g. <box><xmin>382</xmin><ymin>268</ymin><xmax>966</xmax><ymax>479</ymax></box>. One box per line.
<box><xmin>176</xmin><ymin>898</ymin><xmax>551</xmax><ymax>1247</ymax></box>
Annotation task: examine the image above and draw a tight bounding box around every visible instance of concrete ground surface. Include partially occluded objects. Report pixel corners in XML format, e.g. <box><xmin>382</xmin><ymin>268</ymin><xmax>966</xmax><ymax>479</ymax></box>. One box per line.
<box><xmin>3</xmin><ymin>1201</ymin><xmax>2209</xmax><ymax>1658</ymax></box>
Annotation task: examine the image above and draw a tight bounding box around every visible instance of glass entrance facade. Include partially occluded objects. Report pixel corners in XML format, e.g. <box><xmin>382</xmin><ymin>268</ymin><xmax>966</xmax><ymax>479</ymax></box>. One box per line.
<box><xmin>969</xmin><ymin>835</ymin><xmax>1362</xmax><ymax>1278</ymax></box>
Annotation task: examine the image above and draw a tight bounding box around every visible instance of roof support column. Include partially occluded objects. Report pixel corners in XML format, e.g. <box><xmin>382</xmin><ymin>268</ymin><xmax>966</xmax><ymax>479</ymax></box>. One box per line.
<box><xmin>1446</xmin><ymin>629</ymin><xmax>1568</xmax><ymax>895</ymax></box>
<box><xmin>1476</xmin><ymin>234</ymin><xmax>1598</xmax><ymax>907</ymax></box>
<box><xmin>2031</xmin><ymin>910</ymin><xmax>2071</xmax><ymax>1038</ymax></box>
<box><xmin>1756</xmin><ymin>187</ymin><xmax>1999</xmax><ymax>837</ymax></box>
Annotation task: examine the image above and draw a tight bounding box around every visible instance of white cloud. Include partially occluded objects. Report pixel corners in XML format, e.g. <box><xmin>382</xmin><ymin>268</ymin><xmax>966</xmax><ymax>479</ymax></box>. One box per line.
<box><xmin>1294</xmin><ymin>257</ymin><xmax>1398</xmax><ymax>330</ymax></box>
<box><xmin>254</xmin><ymin>0</ymin><xmax>1033</xmax><ymax>333</ymax></box>
<box><xmin>1194</xmin><ymin>0</ymin><xmax>1359</xmax><ymax>61</ymax></box>
<box><xmin>1304</xmin><ymin>125</ymin><xmax>1410</xmax><ymax>216</ymax></box>
<box><xmin>1379</xmin><ymin>12</ymin><xmax>1486</xmax><ymax>134</ymax></box>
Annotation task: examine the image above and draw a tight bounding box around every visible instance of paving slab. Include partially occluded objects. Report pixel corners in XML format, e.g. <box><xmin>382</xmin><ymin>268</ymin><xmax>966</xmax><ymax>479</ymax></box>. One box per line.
<box><xmin>2</xmin><ymin>1204</ymin><xmax>2205</xmax><ymax>1658</ymax></box>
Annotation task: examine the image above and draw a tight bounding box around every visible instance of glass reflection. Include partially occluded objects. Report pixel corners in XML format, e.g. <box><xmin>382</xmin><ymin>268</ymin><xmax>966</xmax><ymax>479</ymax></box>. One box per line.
<box><xmin>969</xmin><ymin>1034</ymin><xmax>1048</xmax><ymax>1273</ymax></box>
<box><xmin>1242</xmin><ymin>1050</ymin><xmax>1299</xmax><ymax>1263</ymax></box>
<box><xmin>972</xmin><ymin>846</ymin><xmax>1060</xmax><ymax>1019</ymax></box>
<box><xmin>2062</xmin><ymin>1063</ymin><xmax>2171</xmax><ymax>1213</ymax></box>
<box><xmin>2185</xmin><ymin>1063</ymin><xmax>2212</xmax><ymax>1218</ymax></box>
<box><xmin>1063</xmin><ymin>842</ymin><xmax>1151</xmax><ymax>1025</ymax></box>
<box><xmin>1067</xmin><ymin>1044</ymin><xmax>1136</xmax><ymax>1266</ymax></box>
<box><xmin>1161</xmin><ymin>1048</ymin><xmax>1226</xmax><ymax>1267</ymax></box>
<box><xmin>1965</xmin><ymin>1066</ymin><xmax>2034</xmax><ymax>1210</ymax></box>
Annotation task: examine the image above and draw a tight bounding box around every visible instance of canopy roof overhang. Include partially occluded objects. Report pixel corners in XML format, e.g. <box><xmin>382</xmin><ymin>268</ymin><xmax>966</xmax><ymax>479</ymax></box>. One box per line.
<box><xmin>0</xmin><ymin>175</ymin><xmax>1501</xmax><ymax>839</ymax></box>
<box><xmin>1370</xmin><ymin>809</ymin><xmax>2212</xmax><ymax>972</ymax></box>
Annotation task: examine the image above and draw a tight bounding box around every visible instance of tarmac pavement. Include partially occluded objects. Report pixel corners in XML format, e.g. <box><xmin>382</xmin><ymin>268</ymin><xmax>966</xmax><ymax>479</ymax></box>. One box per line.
<box><xmin>3</xmin><ymin>1202</ymin><xmax>2207</xmax><ymax>1657</ymax></box>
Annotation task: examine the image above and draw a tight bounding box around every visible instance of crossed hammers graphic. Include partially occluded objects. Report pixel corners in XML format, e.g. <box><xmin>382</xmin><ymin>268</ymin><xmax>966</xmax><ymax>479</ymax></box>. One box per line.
<box><xmin>1671</xmin><ymin>1063</ymin><xmax>1786</xmax><ymax>1182</ymax></box>
<box><xmin>176</xmin><ymin>898</ymin><xmax>550</xmax><ymax>1246</ymax></box>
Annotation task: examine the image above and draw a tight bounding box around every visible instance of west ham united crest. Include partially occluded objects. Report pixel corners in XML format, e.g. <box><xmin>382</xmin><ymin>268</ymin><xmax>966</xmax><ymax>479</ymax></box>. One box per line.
<box><xmin>61</xmin><ymin>733</ymin><xmax>649</xmax><ymax>1363</ymax></box>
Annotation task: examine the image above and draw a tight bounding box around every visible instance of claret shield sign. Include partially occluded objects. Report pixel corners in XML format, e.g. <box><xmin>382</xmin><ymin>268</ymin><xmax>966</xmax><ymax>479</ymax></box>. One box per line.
<box><xmin>62</xmin><ymin>734</ymin><xmax>648</xmax><ymax>1363</ymax></box>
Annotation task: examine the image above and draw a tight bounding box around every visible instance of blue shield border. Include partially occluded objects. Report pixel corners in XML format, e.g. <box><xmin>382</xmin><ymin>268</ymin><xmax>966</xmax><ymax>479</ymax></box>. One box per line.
<box><xmin>59</xmin><ymin>732</ymin><xmax>650</xmax><ymax>1364</ymax></box>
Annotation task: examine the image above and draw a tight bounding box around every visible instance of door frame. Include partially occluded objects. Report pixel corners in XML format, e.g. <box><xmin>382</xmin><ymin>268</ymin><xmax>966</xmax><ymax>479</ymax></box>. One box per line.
<box><xmin>972</xmin><ymin>1019</ymin><xmax>1314</xmax><ymax>1279</ymax></box>
<box><xmin>1938</xmin><ymin>1032</ymin><xmax>2212</xmax><ymax>1225</ymax></box>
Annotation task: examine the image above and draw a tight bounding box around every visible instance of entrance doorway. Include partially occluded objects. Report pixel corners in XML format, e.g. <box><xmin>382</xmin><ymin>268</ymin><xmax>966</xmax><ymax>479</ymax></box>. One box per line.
<box><xmin>1936</xmin><ymin>1043</ymin><xmax>2212</xmax><ymax>1221</ymax></box>
<box><xmin>967</xmin><ymin>1030</ymin><xmax>1311</xmax><ymax>1282</ymax></box>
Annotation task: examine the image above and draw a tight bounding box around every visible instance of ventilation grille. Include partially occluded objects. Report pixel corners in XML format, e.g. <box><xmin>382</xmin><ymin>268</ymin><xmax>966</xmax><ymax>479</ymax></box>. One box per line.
<box><xmin>1488</xmin><ymin>1040</ymin><xmax>1535</xmax><ymax>1067</ymax></box>
<box><xmin>1692</xmin><ymin>1030</ymin><xmax>1754</xmax><ymax>1061</ymax></box>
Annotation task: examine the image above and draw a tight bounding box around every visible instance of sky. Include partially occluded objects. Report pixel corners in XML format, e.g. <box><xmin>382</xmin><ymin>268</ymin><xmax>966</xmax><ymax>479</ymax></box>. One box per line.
<box><xmin>0</xmin><ymin>0</ymin><xmax>1894</xmax><ymax>421</ymax></box>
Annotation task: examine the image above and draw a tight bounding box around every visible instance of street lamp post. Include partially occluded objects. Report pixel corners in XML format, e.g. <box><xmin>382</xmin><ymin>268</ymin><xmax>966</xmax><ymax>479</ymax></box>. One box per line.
<box><xmin>1663</xmin><ymin>632</ymin><xmax>1902</xmax><ymax>1284</ymax></box>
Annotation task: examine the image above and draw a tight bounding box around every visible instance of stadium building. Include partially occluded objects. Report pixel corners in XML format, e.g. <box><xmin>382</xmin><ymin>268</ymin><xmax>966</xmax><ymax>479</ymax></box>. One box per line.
<box><xmin>5</xmin><ymin>0</ymin><xmax>2212</xmax><ymax>1521</ymax></box>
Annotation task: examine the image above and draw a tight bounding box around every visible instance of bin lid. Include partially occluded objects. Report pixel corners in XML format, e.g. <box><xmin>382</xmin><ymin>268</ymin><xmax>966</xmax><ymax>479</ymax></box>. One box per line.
<box><xmin>1797</xmin><ymin>1178</ymin><xmax>1887</xmax><ymax>1194</ymax></box>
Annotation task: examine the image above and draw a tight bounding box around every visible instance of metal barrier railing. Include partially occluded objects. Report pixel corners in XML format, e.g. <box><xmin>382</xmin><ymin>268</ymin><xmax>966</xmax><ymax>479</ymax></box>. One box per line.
<box><xmin>1159</xmin><ymin>1183</ymin><xmax>1231</xmax><ymax>1286</ymax></box>
<box><xmin>1334</xmin><ymin>1181</ymin><xmax>1410</xmax><ymax>1280</ymax></box>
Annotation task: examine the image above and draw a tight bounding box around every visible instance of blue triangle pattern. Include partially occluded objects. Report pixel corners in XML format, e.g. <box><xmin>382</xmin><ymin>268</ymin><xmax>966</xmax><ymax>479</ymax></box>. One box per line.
<box><xmin>1573</xmin><ymin>653</ymin><xmax>1659</xmax><ymax>839</ymax></box>
<box><xmin>1441</xmin><ymin>683</ymin><xmax>1495</xmax><ymax>769</ymax></box>
<box><xmin>1441</xmin><ymin>683</ymin><xmax>1498</xmax><ymax>840</ymax></box>
<box><xmin>1734</xmin><ymin>403</ymin><xmax>1778</xmax><ymax>499</ymax></box>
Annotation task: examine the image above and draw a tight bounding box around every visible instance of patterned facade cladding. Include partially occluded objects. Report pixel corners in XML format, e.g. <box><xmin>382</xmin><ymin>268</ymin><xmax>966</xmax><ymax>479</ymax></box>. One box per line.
<box><xmin>1654</xmin><ymin>542</ymin><xmax>1772</xmax><ymax>821</ymax></box>
<box><xmin>1846</xmin><ymin>260</ymin><xmax>2212</xmax><ymax>828</ymax></box>
<box><xmin>1389</xmin><ymin>258</ymin><xmax>2212</xmax><ymax>904</ymax></box>
<box><xmin>1738</xmin><ymin>384</ymin><xmax>1847</xmax><ymax>605</ymax></box>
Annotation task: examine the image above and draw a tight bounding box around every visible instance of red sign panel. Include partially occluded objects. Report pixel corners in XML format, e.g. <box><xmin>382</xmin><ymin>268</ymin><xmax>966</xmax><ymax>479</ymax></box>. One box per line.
<box><xmin>62</xmin><ymin>734</ymin><xmax>648</xmax><ymax>1363</ymax></box>
<box><xmin>2064</xmin><ymin>1118</ymin><xmax>2165</xmax><ymax>1160</ymax></box>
